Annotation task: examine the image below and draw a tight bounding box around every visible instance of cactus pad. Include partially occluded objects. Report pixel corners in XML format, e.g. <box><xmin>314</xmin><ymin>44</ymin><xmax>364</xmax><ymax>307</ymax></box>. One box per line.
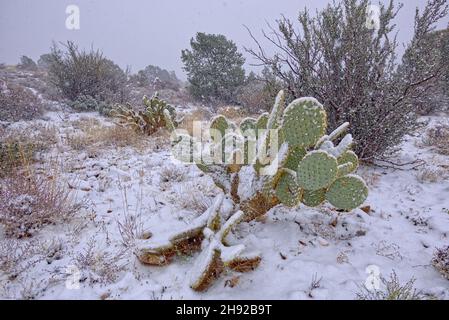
<box><xmin>275</xmin><ymin>171</ymin><xmax>302</xmax><ymax>207</ymax></box>
<box><xmin>297</xmin><ymin>151</ymin><xmax>338</xmax><ymax>191</ymax></box>
<box><xmin>210</xmin><ymin>115</ymin><xmax>229</xmax><ymax>138</ymax></box>
<box><xmin>337</xmin><ymin>150</ymin><xmax>359</xmax><ymax>172</ymax></box>
<box><xmin>282</xmin><ymin>98</ymin><xmax>327</xmax><ymax>148</ymax></box>
<box><xmin>301</xmin><ymin>189</ymin><xmax>326</xmax><ymax>207</ymax></box>
<box><xmin>325</xmin><ymin>175</ymin><xmax>368</xmax><ymax>210</ymax></box>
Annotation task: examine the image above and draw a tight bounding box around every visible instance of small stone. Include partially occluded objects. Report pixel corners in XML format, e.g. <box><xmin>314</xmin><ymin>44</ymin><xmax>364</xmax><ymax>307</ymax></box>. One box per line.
<box><xmin>360</xmin><ymin>205</ymin><xmax>371</xmax><ymax>214</ymax></box>
<box><xmin>318</xmin><ymin>237</ymin><xmax>329</xmax><ymax>247</ymax></box>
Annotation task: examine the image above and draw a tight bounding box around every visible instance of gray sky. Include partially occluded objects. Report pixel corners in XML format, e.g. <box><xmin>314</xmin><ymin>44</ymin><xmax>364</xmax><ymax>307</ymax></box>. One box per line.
<box><xmin>1</xmin><ymin>0</ymin><xmax>448</xmax><ymax>79</ymax></box>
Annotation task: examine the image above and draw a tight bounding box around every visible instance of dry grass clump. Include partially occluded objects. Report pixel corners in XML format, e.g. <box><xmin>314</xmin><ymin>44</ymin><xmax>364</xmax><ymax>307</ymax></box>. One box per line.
<box><xmin>173</xmin><ymin>182</ymin><xmax>217</xmax><ymax>213</ymax></box>
<box><xmin>66</xmin><ymin>123</ymin><xmax>146</xmax><ymax>152</ymax></box>
<box><xmin>432</xmin><ymin>246</ymin><xmax>449</xmax><ymax>281</ymax></box>
<box><xmin>73</xmin><ymin>237</ymin><xmax>127</xmax><ymax>284</ymax></box>
<box><xmin>356</xmin><ymin>270</ymin><xmax>425</xmax><ymax>300</ymax></box>
<box><xmin>177</xmin><ymin>107</ymin><xmax>211</xmax><ymax>136</ymax></box>
<box><xmin>0</xmin><ymin>81</ymin><xmax>43</xmax><ymax>122</ymax></box>
<box><xmin>0</xmin><ymin>164</ymin><xmax>78</xmax><ymax>238</ymax></box>
<box><xmin>416</xmin><ymin>166</ymin><xmax>448</xmax><ymax>183</ymax></box>
<box><xmin>0</xmin><ymin>124</ymin><xmax>58</xmax><ymax>176</ymax></box>
<box><xmin>421</xmin><ymin>124</ymin><xmax>449</xmax><ymax>155</ymax></box>
<box><xmin>217</xmin><ymin>105</ymin><xmax>248</xmax><ymax>123</ymax></box>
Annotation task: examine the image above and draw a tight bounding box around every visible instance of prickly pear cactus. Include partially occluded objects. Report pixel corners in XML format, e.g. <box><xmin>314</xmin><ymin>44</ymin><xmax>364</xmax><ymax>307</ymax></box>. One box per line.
<box><xmin>138</xmin><ymin>90</ymin><xmax>368</xmax><ymax>291</ymax></box>
<box><xmin>112</xmin><ymin>92</ymin><xmax>177</xmax><ymax>135</ymax></box>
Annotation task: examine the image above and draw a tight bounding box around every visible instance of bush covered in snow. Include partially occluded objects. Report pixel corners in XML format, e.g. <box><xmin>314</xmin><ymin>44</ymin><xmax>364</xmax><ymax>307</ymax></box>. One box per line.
<box><xmin>47</xmin><ymin>41</ymin><xmax>129</xmax><ymax>105</ymax></box>
<box><xmin>247</xmin><ymin>0</ymin><xmax>449</xmax><ymax>160</ymax></box>
<box><xmin>0</xmin><ymin>80</ymin><xmax>43</xmax><ymax>122</ymax></box>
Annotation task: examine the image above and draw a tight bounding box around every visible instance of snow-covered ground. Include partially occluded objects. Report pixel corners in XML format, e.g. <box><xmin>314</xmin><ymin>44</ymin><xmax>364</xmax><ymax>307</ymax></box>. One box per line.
<box><xmin>1</xmin><ymin>109</ymin><xmax>449</xmax><ymax>300</ymax></box>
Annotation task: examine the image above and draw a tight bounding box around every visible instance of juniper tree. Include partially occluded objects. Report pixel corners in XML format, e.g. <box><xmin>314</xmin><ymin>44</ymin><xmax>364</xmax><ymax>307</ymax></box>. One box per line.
<box><xmin>181</xmin><ymin>32</ymin><xmax>246</xmax><ymax>104</ymax></box>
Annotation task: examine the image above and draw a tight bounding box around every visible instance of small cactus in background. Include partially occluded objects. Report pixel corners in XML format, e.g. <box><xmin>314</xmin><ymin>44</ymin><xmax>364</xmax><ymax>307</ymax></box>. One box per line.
<box><xmin>112</xmin><ymin>92</ymin><xmax>177</xmax><ymax>135</ymax></box>
<box><xmin>137</xmin><ymin>90</ymin><xmax>368</xmax><ymax>291</ymax></box>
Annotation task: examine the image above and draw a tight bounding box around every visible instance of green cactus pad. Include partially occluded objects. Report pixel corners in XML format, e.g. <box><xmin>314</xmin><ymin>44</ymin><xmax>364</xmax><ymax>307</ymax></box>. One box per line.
<box><xmin>210</xmin><ymin>115</ymin><xmax>229</xmax><ymax>139</ymax></box>
<box><xmin>301</xmin><ymin>189</ymin><xmax>326</xmax><ymax>207</ymax></box>
<box><xmin>297</xmin><ymin>151</ymin><xmax>338</xmax><ymax>191</ymax></box>
<box><xmin>275</xmin><ymin>171</ymin><xmax>302</xmax><ymax>207</ymax></box>
<box><xmin>282</xmin><ymin>98</ymin><xmax>327</xmax><ymax>148</ymax></box>
<box><xmin>267</xmin><ymin>90</ymin><xmax>285</xmax><ymax>130</ymax></box>
<box><xmin>337</xmin><ymin>150</ymin><xmax>359</xmax><ymax>173</ymax></box>
<box><xmin>240</xmin><ymin>118</ymin><xmax>257</xmax><ymax>134</ymax></box>
<box><xmin>325</xmin><ymin>175</ymin><xmax>368</xmax><ymax>210</ymax></box>
<box><xmin>283</xmin><ymin>146</ymin><xmax>307</xmax><ymax>171</ymax></box>
<box><xmin>256</xmin><ymin>113</ymin><xmax>269</xmax><ymax>130</ymax></box>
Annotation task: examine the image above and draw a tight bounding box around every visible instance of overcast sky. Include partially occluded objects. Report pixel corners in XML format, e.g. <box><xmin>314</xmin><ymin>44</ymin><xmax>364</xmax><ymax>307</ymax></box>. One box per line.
<box><xmin>1</xmin><ymin>0</ymin><xmax>448</xmax><ymax>79</ymax></box>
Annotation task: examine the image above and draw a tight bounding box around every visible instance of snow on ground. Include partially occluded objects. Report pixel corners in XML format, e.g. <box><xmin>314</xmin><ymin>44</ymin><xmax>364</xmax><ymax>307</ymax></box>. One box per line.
<box><xmin>1</xmin><ymin>110</ymin><xmax>449</xmax><ymax>300</ymax></box>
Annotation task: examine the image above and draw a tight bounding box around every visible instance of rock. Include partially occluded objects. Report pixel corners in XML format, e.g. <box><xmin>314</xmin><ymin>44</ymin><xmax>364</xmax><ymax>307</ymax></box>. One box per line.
<box><xmin>360</xmin><ymin>205</ymin><xmax>371</xmax><ymax>214</ymax></box>
<box><xmin>318</xmin><ymin>237</ymin><xmax>329</xmax><ymax>247</ymax></box>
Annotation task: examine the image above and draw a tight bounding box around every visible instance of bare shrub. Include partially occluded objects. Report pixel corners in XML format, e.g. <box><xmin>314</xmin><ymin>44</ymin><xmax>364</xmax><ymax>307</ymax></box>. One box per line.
<box><xmin>356</xmin><ymin>270</ymin><xmax>425</xmax><ymax>300</ymax></box>
<box><xmin>0</xmin><ymin>239</ymin><xmax>45</xmax><ymax>279</ymax></box>
<box><xmin>0</xmin><ymin>165</ymin><xmax>78</xmax><ymax>238</ymax></box>
<box><xmin>0</xmin><ymin>81</ymin><xmax>43</xmax><ymax>122</ymax></box>
<box><xmin>237</xmin><ymin>80</ymin><xmax>271</xmax><ymax>113</ymax></box>
<box><xmin>73</xmin><ymin>237</ymin><xmax>127</xmax><ymax>284</ymax></box>
<box><xmin>247</xmin><ymin>0</ymin><xmax>449</xmax><ymax>160</ymax></box>
<box><xmin>432</xmin><ymin>246</ymin><xmax>449</xmax><ymax>280</ymax></box>
<box><xmin>422</xmin><ymin>124</ymin><xmax>449</xmax><ymax>155</ymax></box>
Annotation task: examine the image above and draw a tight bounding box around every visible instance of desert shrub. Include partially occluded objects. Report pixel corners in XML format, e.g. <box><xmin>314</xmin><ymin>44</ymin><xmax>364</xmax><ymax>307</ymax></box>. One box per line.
<box><xmin>181</xmin><ymin>32</ymin><xmax>246</xmax><ymax>103</ymax></box>
<box><xmin>0</xmin><ymin>82</ymin><xmax>43</xmax><ymax>122</ymax></box>
<box><xmin>247</xmin><ymin>0</ymin><xmax>449</xmax><ymax>160</ymax></box>
<box><xmin>130</xmin><ymin>65</ymin><xmax>181</xmax><ymax>91</ymax></box>
<box><xmin>69</xmin><ymin>94</ymin><xmax>112</xmax><ymax>115</ymax></box>
<box><xmin>0</xmin><ymin>167</ymin><xmax>77</xmax><ymax>238</ymax></box>
<box><xmin>17</xmin><ymin>56</ymin><xmax>38</xmax><ymax>71</ymax></box>
<box><xmin>237</xmin><ymin>80</ymin><xmax>270</xmax><ymax>113</ymax></box>
<box><xmin>47</xmin><ymin>41</ymin><xmax>129</xmax><ymax>104</ymax></box>
<box><xmin>356</xmin><ymin>271</ymin><xmax>425</xmax><ymax>300</ymax></box>
<box><xmin>37</xmin><ymin>53</ymin><xmax>53</xmax><ymax>70</ymax></box>
<box><xmin>237</xmin><ymin>69</ymin><xmax>283</xmax><ymax>113</ymax></box>
<box><xmin>422</xmin><ymin>124</ymin><xmax>449</xmax><ymax>155</ymax></box>
<box><xmin>432</xmin><ymin>246</ymin><xmax>449</xmax><ymax>280</ymax></box>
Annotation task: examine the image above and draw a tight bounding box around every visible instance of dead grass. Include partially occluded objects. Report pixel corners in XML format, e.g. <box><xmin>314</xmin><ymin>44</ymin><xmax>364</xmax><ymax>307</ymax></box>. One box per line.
<box><xmin>173</xmin><ymin>181</ymin><xmax>217</xmax><ymax>213</ymax></box>
<box><xmin>0</xmin><ymin>161</ymin><xmax>79</xmax><ymax>238</ymax></box>
<box><xmin>66</xmin><ymin>122</ymin><xmax>147</xmax><ymax>152</ymax></box>
<box><xmin>177</xmin><ymin>107</ymin><xmax>211</xmax><ymax>136</ymax></box>
<box><xmin>416</xmin><ymin>166</ymin><xmax>447</xmax><ymax>183</ymax></box>
<box><xmin>0</xmin><ymin>123</ymin><xmax>58</xmax><ymax>176</ymax></box>
<box><xmin>73</xmin><ymin>237</ymin><xmax>127</xmax><ymax>285</ymax></box>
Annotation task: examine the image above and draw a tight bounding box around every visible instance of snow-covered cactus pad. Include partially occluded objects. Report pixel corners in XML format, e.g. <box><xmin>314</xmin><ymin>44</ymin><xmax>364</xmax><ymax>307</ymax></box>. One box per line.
<box><xmin>140</xmin><ymin>90</ymin><xmax>368</xmax><ymax>292</ymax></box>
<box><xmin>282</xmin><ymin>97</ymin><xmax>327</xmax><ymax>148</ymax></box>
<box><xmin>170</xmin><ymin>89</ymin><xmax>367</xmax><ymax>212</ymax></box>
